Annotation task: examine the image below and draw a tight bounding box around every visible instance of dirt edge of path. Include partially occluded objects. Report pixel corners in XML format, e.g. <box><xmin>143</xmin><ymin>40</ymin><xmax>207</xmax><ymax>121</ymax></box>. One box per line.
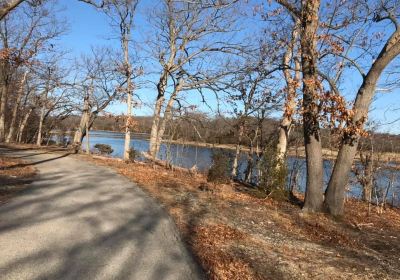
<box><xmin>0</xmin><ymin>154</ymin><xmax>37</xmax><ymax>204</ymax></box>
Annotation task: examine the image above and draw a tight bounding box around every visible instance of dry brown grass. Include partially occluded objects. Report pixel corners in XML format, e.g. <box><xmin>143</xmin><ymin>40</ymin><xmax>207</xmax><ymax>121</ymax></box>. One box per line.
<box><xmin>76</xmin><ymin>154</ymin><xmax>400</xmax><ymax>280</ymax></box>
<box><xmin>3</xmin><ymin>144</ymin><xmax>400</xmax><ymax>278</ymax></box>
<box><xmin>0</xmin><ymin>156</ymin><xmax>36</xmax><ymax>204</ymax></box>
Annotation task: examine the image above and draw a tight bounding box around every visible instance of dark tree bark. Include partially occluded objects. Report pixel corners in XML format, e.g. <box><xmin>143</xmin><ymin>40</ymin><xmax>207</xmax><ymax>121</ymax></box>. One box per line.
<box><xmin>324</xmin><ymin>26</ymin><xmax>400</xmax><ymax>216</ymax></box>
<box><xmin>299</xmin><ymin>0</ymin><xmax>324</xmax><ymax>212</ymax></box>
<box><xmin>276</xmin><ymin>0</ymin><xmax>324</xmax><ymax>212</ymax></box>
<box><xmin>5</xmin><ymin>71</ymin><xmax>27</xmax><ymax>143</ymax></box>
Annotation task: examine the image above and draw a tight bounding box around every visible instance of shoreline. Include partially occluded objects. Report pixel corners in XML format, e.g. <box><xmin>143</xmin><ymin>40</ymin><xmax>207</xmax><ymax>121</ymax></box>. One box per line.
<box><xmin>51</xmin><ymin>129</ymin><xmax>400</xmax><ymax>166</ymax></box>
<box><xmin>163</xmin><ymin>139</ymin><xmax>400</xmax><ymax>166</ymax></box>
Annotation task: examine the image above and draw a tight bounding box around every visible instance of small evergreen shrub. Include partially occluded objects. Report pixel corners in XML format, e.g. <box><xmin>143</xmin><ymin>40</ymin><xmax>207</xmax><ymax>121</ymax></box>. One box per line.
<box><xmin>94</xmin><ymin>144</ymin><xmax>113</xmax><ymax>155</ymax></box>
<box><xmin>207</xmin><ymin>149</ymin><xmax>231</xmax><ymax>184</ymax></box>
<box><xmin>47</xmin><ymin>140</ymin><xmax>57</xmax><ymax>146</ymax></box>
<box><xmin>128</xmin><ymin>148</ymin><xmax>138</xmax><ymax>162</ymax></box>
<box><xmin>258</xmin><ymin>148</ymin><xmax>288</xmax><ymax>200</ymax></box>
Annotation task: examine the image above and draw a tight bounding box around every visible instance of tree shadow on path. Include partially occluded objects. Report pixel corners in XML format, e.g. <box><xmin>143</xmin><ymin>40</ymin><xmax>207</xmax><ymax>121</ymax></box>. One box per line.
<box><xmin>0</xmin><ymin>148</ymin><xmax>204</xmax><ymax>280</ymax></box>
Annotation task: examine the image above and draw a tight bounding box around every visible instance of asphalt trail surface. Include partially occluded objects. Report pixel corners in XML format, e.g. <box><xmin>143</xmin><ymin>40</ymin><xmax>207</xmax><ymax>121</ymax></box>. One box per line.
<box><xmin>0</xmin><ymin>148</ymin><xmax>203</xmax><ymax>280</ymax></box>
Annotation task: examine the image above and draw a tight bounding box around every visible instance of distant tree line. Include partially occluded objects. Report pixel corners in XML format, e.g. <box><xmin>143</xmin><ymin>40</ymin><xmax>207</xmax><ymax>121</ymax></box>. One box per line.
<box><xmin>58</xmin><ymin>114</ymin><xmax>400</xmax><ymax>155</ymax></box>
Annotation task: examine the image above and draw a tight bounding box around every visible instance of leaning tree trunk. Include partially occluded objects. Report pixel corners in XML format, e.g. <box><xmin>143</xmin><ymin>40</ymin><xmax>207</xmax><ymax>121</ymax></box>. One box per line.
<box><xmin>152</xmin><ymin>84</ymin><xmax>182</xmax><ymax>158</ymax></box>
<box><xmin>276</xmin><ymin>21</ymin><xmax>300</xmax><ymax>165</ymax></box>
<box><xmin>6</xmin><ymin>71</ymin><xmax>27</xmax><ymax>143</ymax></box>
<box><xmin>300</xmin><ymin>0</ymin><xmax>324</xmax><ymax>213</ymax></box>
<box><xmin>149</xmin><ymin>71</ymin><xmax>168</xmax><ymax>159</ymax></box>
<box><xmin>73</xmin><ymin>114</ymin><xmax>88</xmax><ymax>145</ymax></box>
<box><xmin>324</xmin><ymin>28</ymin><xmax>400</xmax><ymax>216</ymax></box>
<box><xmin>17</xmin><ymin>107</ymin><xmax>33</xmax><ymax>143</ymax></box>
<box><xmin>73</xmin><ymin>88</ymin><xmax>91</xmax><ymax>147</ymax></box>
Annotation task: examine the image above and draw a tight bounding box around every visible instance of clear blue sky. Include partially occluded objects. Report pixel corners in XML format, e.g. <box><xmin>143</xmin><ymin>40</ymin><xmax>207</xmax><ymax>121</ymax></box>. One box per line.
<box><xmin>57</xmin><ymin>0</ymin><xmax>400</xmax><ymax>134</ymax></box>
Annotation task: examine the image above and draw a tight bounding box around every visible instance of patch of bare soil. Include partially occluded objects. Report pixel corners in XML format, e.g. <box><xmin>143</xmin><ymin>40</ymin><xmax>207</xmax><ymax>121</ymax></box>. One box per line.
<box><xmin>0</xmin><ymin>156</ymin><xmax>37</xmax><ymax>204</ymax></box>
<box><xmin>75</xmin><ymin>154</ymin><xmax>400</xmax><ymax>279</ymax></box>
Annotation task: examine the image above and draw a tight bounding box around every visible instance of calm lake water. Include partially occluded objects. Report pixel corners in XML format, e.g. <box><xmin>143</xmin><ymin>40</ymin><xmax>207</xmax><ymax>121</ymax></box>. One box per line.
<box><xmin>73</xmin><ymin>130</ymin><xmax>399</xmax><ymax>206</ymax></box>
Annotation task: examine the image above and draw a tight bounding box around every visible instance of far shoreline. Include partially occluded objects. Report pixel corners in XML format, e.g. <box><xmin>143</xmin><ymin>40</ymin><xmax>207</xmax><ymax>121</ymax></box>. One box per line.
<box><xmin>52</xmin><ymin>129</ymin><xmax>400</xmax><ymax>166</ymax></box>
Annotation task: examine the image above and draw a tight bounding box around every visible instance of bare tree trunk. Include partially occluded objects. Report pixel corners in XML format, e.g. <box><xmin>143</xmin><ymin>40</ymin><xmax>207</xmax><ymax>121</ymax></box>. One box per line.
<box><xmin>86</xmin><ymin>117</ymin><xmax>90</xmax><ymax>155</ymax></box>
<box><xmin>74</xmin><ymin>80</ymin><xmax>93</xmax><ymax>150</ymax></box>
<box><xmin>300</xmin><ymin>0</ymin><xmax>324</xmax><ymax>213</ymax></box>
<box><xmin>276</xmin><ymin>21</ymin><xmax>300</xmax><ymax>164</ymax></box>
<box><xmin>245</xmin><ymin>126</ymin><xmax>260</xmax><ymax>183</ymax></box>
<box><xmin>85</xmin><ymin>81</ymin><xmax>93</xmax><ymax>155</ymax></box>
<box><xmin>153</xmin><ymin>84</ymin><xmax>182</xmax><ymax>157</ymax></box>
<box><xmin>324</xmin><ymin>27</ymin><xmax>400</xmax><ymax>216</ymax></box>
<box><xmin>36</xmin><ymin>104</ymin><xmax>45</xmax><ymax>146</ymax></box>
<box><xmin>73</xmin><ymin>112</ymin><xmax>89</xmax><ymax>145</ymax></box>
<box><xmin>149</xmin><ymin>71</ymin><xmax>168</xmax><ymax>159</ymax></box>
<box><xmin>6</xmin><ymin>71</ymin><xmax>27</xmax><ymax>143</ymax></box>
<box><xmin>363</xmin><ymin>157</ymin><xmax>373</xmax><ymax>202</ymax></box>
<box><xmin>276</xmin><ymin>64</ymin><xmax>300</xmax><ymax>163</ymax></box>
<box><xmin>36</xmin><ymin>84</ymin><xmax>50</xmax><ymax>147</ymax></box>
<box><xmin>276</xmin><ymin>117</ymin><xmax>291</xmax><ymax>162</ymax></box>
<box><xmin>232</xmin><ymin>121</ymin><xmax>244</xmax><ymax>178</ymax></box>
<box><xmin>244</xmin><ymin>151</ymin><xmax>253</xmax><ymax>183</ymax></box>
<box><xmin>0</xmin><ymin>84</ymin><xmax>8</xmax><ymax>142</ymax></box>
<box><xmin>123</xmin><ymin>35</ymin><xmax>133</xmax><ymax>161</ymax></box>
<box><xmin>17</xmin><ymin>107</ymin><xmax>32</xmax><ymax>143</ymax></box>
<box><xmin>244</xmin><ymin>142</ymin><xmax>255</xmax><ymax>183</ymax></box>
<box><xmin>149</xmin><ymin>0</ymin><xmax>177</xmax><ymax>159</ymax></box>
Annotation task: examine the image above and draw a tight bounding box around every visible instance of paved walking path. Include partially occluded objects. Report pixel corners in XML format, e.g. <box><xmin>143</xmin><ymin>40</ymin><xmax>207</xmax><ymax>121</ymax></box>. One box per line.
<box><xmin>0</xmin><ymin>148</ymin><xmax>203</xmax><ymax>280</ymax></box>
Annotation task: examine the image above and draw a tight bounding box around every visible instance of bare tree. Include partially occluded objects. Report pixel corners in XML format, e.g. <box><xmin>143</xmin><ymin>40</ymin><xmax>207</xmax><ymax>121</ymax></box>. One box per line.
<box><xmin>72</xmin><ymin>47</ymin><xmax>128</xmax><ymax>149</ymax></box>
<box><xmin>36</xmin><ymin>65</ymin><xmax>58</xmax><ymax>146</ymax></box>
<box><xmin>276</xmin><ymin>0</ymin><xmax>400</xmax><ymax>215</ymax></box>
<box><xmin>5</xmin><ymin>70</ymin><xmax>28</xmax><ymax>142</ymax></box>
<box><xmin>15</xmin><ymin>76</ymin><xmax>37</xmax><ymax>142</ymax></box>
<box><xmin>276</xmin><ymin>17</ymin><xmax>301</xmax><ymax>166</ymax></box>
<box><xmin>147</xmin><ymin>0</ymin><xmax>241</xmax><ymax>159</ymax></box>
<box><xmin>82</xmin><ymin>0</ymin><xmax>139</xmax><ymax>161</ymax></box>
<box><xmin>276</xmin><ymin>0</ymin><xmax>324</xmax><ymax>212</ymax></box>
<box><xmin>0</xmin><ymin>1</ymin><xmax>65</xmax><ymax>142</ymax></box>
<box><xmin>224</xmin><ymin>46</ymin><xmax>281</xmax><ymax>178</ymax></box>
<box><xmin>324</xmin><ymin>1</ymin><xmax>400</xmax><ymax>216</ymax></box>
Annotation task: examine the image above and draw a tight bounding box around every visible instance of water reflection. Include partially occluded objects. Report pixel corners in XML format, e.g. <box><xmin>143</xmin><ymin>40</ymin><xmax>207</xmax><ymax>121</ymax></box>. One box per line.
<box><xmin>77</xmin><ymin>131</ymin><xmax>399</xmax><ymax>207</ymax></box>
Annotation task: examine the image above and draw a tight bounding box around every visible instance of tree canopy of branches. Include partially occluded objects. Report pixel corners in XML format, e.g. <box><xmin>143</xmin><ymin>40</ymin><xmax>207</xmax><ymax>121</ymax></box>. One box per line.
<box><xmin>146</xmin><ymin>0</ymin><xmax>243</xmax><ymax>159</ymax></box>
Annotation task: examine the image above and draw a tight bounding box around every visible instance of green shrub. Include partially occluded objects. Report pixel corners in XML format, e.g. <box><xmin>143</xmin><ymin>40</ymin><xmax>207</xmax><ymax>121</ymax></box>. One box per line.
<box><xmin>94</xmin><ymin>144</ymin><xmax>113</xmax><ymax>155</ymax></box>
<box><xmin>258</xmin><ymin>149</ymin><xmax>288</xmax><ymax>199</ymax></box>
<box><xmin>207</xmin><ymin>149</ymin><xmax>231</xmax><ymax>184</ymax></box>
<box><xmin>128</xmin><ymin>148</ymin><xmax>138</xmax><ymax>162</ymax></box>
<box><xmin>47</xmin><ymin>140</ymin><xmax>57</xmax><ymax>146</ymax></box>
